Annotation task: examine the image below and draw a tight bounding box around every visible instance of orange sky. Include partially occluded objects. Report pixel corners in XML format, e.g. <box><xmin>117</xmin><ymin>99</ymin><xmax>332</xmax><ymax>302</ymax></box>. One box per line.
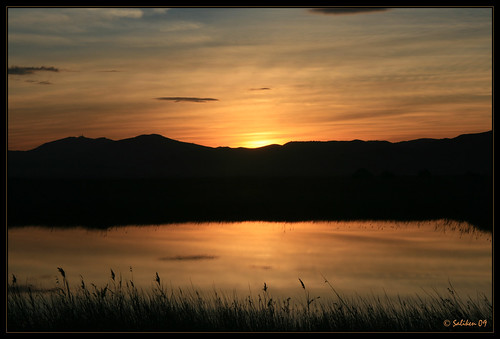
<box><xmin>7</xmin><ymin>7</ymin><xmax>492</xmax><ymax>150</ymax></box>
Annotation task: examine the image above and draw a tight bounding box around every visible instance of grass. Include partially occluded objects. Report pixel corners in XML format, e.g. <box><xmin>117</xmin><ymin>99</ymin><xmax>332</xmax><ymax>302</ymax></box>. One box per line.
<box><xmin>7</xmin><ymin>268</ymin><xmax>492</xmax><ymax>332</ymax></box>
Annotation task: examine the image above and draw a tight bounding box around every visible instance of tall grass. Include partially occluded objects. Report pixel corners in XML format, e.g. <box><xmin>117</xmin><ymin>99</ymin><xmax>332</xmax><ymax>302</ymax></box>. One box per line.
<box><xmin>7</xmin><ymin>268</ymin><xmax>492</xmax><ymax>332</ymax></box>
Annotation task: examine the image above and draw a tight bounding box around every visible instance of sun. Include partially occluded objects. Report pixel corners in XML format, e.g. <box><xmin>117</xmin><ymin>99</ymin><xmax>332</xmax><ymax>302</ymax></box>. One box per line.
<box><xmin>245</xmin><ymin>139</ymin><xmax>277</xmax><ymax>148</ymax></box>
<box><xmin>237</xmin><ymin>131</ymin><xmax>285</xmax><ymax>149</ymax></box>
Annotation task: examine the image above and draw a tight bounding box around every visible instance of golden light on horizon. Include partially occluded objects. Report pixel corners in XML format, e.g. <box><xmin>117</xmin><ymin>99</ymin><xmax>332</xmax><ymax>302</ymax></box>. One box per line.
<box><xmin>244</xmin><ymin>140</ymin><xmax>279</xmax><ymax>148</ymax></box>
<box><xmin>7</xmin><ymin>7</ymin><xmax>492</xmax><ymax>151</ymax></box>
<box><xmin>237</xmin><ymin>132</ymin><xmax>285</xmax><ymax>148</ymax></box>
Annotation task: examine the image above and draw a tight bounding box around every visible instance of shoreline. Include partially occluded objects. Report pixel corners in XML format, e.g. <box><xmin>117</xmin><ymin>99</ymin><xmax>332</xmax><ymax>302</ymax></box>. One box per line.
<box><xmin>7</xmin><ymin>174</ymin><xmax>493</xmax><ymax>231</ymax></box>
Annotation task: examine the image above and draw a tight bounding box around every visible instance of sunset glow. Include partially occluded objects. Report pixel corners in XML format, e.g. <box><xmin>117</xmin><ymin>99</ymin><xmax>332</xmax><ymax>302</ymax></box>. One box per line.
<box><xmin>7</xmin><ymin>7</ymin><xmax>492</xmax><ymax>150</ymax></box>
<box><xmin>8</xmin><ymin>221</ymin><xmax>492</xmax><ymax>299</ymax></box>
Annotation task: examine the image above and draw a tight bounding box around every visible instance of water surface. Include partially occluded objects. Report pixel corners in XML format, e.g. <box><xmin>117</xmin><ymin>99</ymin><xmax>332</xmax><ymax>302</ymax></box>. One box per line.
<box><xmin>8</xmin><ymin>220</ymin><xmax>492</xmax><ymax>301</ymax></box>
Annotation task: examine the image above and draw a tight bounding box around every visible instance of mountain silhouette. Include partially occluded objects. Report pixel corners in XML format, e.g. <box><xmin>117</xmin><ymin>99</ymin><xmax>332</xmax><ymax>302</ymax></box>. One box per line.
<box><xmin>7</xmin><ymin>131</ymin><xmax>493</xmax><ymax>230</ymax></box>
<box><xmin>7</xmin><ymin>131</ymin><xmax>493</xmax><ymax>178</ymax></box>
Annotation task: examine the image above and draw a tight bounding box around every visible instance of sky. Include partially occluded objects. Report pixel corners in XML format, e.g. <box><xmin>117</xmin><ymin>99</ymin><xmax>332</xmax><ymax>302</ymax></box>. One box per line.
<box><xmin>7</xmin><ymin>7</ymin><xmax>492</xmax><ymax>150</ymax></box>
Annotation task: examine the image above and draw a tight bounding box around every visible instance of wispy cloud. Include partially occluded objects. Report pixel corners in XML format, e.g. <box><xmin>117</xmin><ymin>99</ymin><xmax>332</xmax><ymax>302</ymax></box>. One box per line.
<box><xmin>25</xmin><ymin>80</ymin><xmax>53</xmax><ymax>85</ymax></box>
<box><xmin>159</xmin><ymin>254</ymin><xmax>218</xmax><ymax>261</ymax></box>
<box><xmin>158</xmin><ymin>21</ymin><xmax>203</xmax><ymax>33</ymax></box>
<box><xmin>249</xmin><ymin>264</ymin><xmax>272</xmax><ymax>270</ymax></box>
<box><xmin>8</xmin><ymin>66</ymin><xmax>59</xmax><ymax>75</ymax></box>
<box><xmin>250</xmin><ymin>87</ymin><xmax>271</xmax><ymax>91</ymax></box>
<box><xmin>309</xmin><ymin>8</ymin><xmax>391</xmax><ymax>15</ymax></box>
<box><xmin>152</xmin><ymin>8</ymin><xmax>170</xmax><ymax>15</ymax></box>
<box><xmin>155</xmin><ymin>97</ymin><xmax>219</xmax><ymax>103</ymax></box>
<box><xmin>84</xmin><ymin>8</ymin><xmax>144</xmax><ymax>20</ymax></box>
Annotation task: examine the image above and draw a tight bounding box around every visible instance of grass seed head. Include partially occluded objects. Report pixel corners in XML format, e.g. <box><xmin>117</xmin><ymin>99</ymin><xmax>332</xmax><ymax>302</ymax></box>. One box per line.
<box><xmin>57</xmin><ymin>267</ymin><xmax>66</xmax><ymax>279</ymax></box>
<box><xmin>298</xmin><ymin>278</ymin><xmax>305</xmax><ymax>290</ymax></box>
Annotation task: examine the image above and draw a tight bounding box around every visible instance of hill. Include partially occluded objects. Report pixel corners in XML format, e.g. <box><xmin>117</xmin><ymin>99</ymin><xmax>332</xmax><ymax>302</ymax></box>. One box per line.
<box><xmin>7</xmin><ymin>131</ymin><xmax>493</xmax><ymax>230</ymax></box>
<box><xmin>7</xmin><ymin>131</ymin><xmax>493</xmax><ymax>178</ymax></box>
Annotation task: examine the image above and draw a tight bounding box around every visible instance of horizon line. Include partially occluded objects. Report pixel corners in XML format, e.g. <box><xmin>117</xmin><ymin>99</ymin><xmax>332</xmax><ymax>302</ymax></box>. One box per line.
<box><xmin>7</xmin><ymin>130</ymin><xmax>493</xmax><ymax>152</ymax></box>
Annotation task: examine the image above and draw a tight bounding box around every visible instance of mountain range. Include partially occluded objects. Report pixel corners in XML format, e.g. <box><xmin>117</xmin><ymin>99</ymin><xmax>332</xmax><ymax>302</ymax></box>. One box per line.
<box><xmin>7</xmin><ymin>130</ymin><xmax>493</xmax><ymax>229</ymax></box>
<box><xmin>8</xmin><ymin>131</ymin><xmax>492</xmax><ymax>178</ymax></box>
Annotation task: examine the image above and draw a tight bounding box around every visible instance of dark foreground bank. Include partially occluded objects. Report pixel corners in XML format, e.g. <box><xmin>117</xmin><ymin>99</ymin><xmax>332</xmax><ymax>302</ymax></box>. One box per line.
<box><xmin>7</xmin><ymin>269</ymin><xmax>493</xmax><ymax>332</ymax></box>
<box><xmin>7</xmin><ymin>174</ymin><xmax>492</xmax><ymax>231</ymax></box>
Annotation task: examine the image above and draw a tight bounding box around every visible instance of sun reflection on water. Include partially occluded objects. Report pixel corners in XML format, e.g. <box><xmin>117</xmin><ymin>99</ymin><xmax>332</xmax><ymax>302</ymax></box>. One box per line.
<box><xmin>8</xmin><ymin>220</ymin><xmax>492</xmax><ymax>301</ymax></box>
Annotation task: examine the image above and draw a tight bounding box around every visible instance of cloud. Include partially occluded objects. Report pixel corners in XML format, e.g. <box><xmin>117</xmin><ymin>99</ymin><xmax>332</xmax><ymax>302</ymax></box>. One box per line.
<box><xmin>249</xmin><ymin>264</ymin><xmax>273</xmax><ymax>270</ymax></box>
<box><xmin>159</xmin><ymin>254</ymin><xmax>218</xmax><ymax>261</ymax></box>
<box><xmin>152</xmin><ymin>8</ymin><xmax>170</xmax><ymax>14</ymax></box>
<box><xmin>159</xmin><ymin>21</ymin><xmax>203</xmax><ymax>33</ymax></box>
<box><xmin>25</xmin><ymin>80</ymin><xmax>53</xmax><ymax>85</ymax></box>
<box><xmin>155</xmin><ymin>97</ymin><xmax>219</xmax><ymax>103</ymax></box>
<box><xmin>8</xmin><ymin>66</ymin><xmax>59</xmax><ymax>75</ymax></box>
<box><xmin>84</xmin><ymin>8</ymin><xmax>143</xmax><ymax>19</ymax></box>
<box><xmin>309</xmin><ymin>8</ymin><xmax>391</xmax><ymax>15</ymax></box>
<box><xmin>250</xmin><ymin>87</ymin><xmax>271</xmax><ymax>91</ymax></box>
<box><xmin>8</xmin><ymin>33</ymin><xmax>75</xmax><ymax>46</ymax></box>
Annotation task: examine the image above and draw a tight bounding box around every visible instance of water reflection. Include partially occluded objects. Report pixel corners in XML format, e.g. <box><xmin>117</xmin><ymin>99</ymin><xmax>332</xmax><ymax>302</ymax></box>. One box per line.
<box><xmin>8</xmin><ymin>220</ymin><xmax>492</xmax><ymax>300</ymax></box>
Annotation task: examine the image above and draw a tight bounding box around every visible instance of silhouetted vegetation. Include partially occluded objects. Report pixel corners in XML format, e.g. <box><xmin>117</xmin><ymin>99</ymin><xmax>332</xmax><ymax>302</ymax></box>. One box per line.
<box><xmin>7</xmin><ymin>174</ymin><xmax>492</xmax><ymax>231</ymax></box>
<box><xmin>7</xmin><ymin>268</ymin><xmax>492</xmax><ymax>332</ymax></box>
<box><xmin>6</xmin><ymin>131</ymin><xmax>492</xmax><ymax>231</ymax></box>
<box><xmin>7</xmin><ymin>131</ymin><xmax>492</xmax><ymax>178</ymax></box>
<box><xmin>6</xmin><ymin>130</ymin><xmax>493</xmax><ymax>332</ymax></box>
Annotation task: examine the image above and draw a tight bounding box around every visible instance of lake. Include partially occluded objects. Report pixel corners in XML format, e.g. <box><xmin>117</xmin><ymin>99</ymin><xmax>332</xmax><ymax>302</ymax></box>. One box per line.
<box><xmin>7</xmin><ymin>220</ymin><xmax>492</xmax><ymax>302</ymax></box>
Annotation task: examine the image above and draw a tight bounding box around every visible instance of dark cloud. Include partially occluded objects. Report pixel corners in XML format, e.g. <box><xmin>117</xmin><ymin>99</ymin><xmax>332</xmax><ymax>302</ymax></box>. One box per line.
<box><xmin>309</xmin><ymin>8</ymin><xmax>391</xmax><ymax>15</ymax></box>
<box><xmin>25</xmin><ymin>80</ymin><xmax>53</xmax><ymax>85</ymax></box>
<box><xmin>249</xmin><ymin>264</ymin><xmax>273</xmax><ymax>270</ymax></box>
<box><xmin>155</xmin><ymin>97</ymin><xmax>219</xmax><ymax>103</ymax></box>
<box><xmin>159</xmin><ymin>254</ymin><xmax>219</xmax><ymax>261</ymax></box>
<box><xmin>250</xmin><ymin>87</ymin><xmax>271</xmax><ymax>91</ymax></box>
<box><xmin>98</xmin><ymin>70</ymin><xmax>122</xmax><ymax>72</ymax></box>
<box><xmin>8</xmin><ymin>66</ymin><xmax>59</xmax><ymax>75</ymax></box>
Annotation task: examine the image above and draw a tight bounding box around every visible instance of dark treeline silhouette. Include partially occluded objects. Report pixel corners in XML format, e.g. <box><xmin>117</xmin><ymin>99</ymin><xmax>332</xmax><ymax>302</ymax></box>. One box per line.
<box><xmin>8</xmin><ymin>131</ymin><xmax>492</xmax><ymax>177</ymax></box>
<box><xmin>7</xmin><ymin>131</ymin><xmax>493</xmax><ymax>230</ymax></box>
